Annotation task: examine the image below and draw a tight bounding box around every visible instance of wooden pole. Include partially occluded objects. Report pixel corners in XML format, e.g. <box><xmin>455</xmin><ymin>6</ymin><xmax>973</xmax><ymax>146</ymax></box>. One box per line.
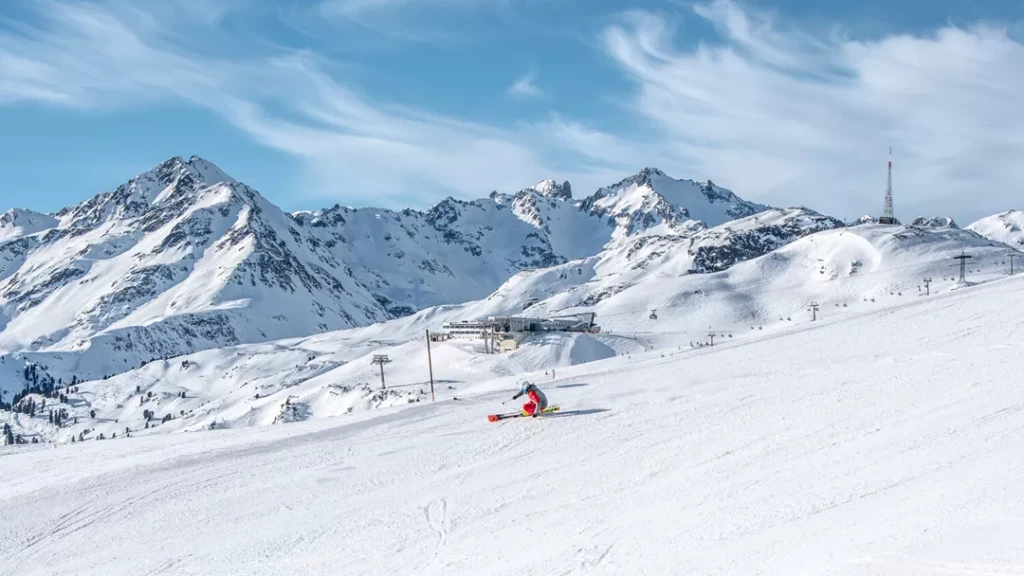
<box><xmin>426</xmin><ymin>330</ymin><xmax>435</xmax><ymax>402</ymax></box>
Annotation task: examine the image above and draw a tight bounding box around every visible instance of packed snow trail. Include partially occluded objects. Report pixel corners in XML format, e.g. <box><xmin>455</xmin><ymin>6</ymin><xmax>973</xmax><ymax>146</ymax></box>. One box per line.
<box><xmin>3</xmin><ymin>277</ymin><xmax>1024</xmax><ymax>575</ymax></box>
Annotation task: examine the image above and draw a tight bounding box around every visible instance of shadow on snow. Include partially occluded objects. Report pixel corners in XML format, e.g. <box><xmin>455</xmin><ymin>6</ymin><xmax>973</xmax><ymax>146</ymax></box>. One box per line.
<box><xmin>546</xmin><ymin>408</ymin><xmax>610</xmax><ymax>418</ymax></box>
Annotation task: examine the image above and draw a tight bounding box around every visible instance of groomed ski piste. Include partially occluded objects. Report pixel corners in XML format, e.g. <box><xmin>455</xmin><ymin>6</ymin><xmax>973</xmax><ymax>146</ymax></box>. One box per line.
<box><xmin>3</xmin><ymin>272</ymin><xmax>1024</xmax><ymax>575</ymax></box>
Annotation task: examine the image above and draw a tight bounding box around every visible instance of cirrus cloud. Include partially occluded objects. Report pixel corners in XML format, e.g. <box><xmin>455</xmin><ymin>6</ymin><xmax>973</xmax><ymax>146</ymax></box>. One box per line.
<box><xmin>602</xmin><ymin>0</ymin><xmax>1024</xmax><ymax>223</ymax></box>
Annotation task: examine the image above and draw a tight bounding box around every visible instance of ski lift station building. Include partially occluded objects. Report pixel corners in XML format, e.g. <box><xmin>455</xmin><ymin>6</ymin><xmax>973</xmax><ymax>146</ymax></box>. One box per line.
<box><xmin>442</xmin><ymin>313</ymin><xmax>599</xmax><ymax>340</ymax></box>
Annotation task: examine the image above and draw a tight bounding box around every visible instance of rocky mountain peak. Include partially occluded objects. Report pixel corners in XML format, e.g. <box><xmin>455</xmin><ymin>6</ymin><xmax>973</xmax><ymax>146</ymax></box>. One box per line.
<box><xmin>529</xmin><ymin>180</ymin><xmax>572</xmax><ymax>200</ymax></box>
<box><xmin>912</xmin><ymin>217</ymin><xmax>958</xmax><ymax>229</ymax></box>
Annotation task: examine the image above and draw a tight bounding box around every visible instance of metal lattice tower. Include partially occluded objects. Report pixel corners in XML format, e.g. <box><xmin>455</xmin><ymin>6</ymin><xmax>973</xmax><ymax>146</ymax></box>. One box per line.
<box><xmin>879</xmin><ymin>147</ymin><xmax>895</xmax><ymax>224</ymax></box>
<box><xmin>953</xmin><ymin>251</ymin><xmax>972</xmax><ymax>283</ymax></box>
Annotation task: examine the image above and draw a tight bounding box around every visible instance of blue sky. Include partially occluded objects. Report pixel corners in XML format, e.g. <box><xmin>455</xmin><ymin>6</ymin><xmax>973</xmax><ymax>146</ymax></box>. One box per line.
<box><xmin>2</xmin><ymin>0</ymin><xmax>1024</xmax><ymax>224</ymax></box>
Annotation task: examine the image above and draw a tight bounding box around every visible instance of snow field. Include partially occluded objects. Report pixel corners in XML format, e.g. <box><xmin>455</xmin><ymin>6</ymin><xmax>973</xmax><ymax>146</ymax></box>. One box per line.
<box><xmin>2</xmin><ymin>274</ymin><xmax>1024</xmax><ymax>575</ymax></box>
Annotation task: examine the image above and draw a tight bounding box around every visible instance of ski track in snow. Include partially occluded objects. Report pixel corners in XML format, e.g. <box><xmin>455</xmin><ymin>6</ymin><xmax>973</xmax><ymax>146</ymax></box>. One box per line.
<box><xmin>3</xmin><ymin>276</ymin><xmax>1024</xmax><ymax>575</ymax></box>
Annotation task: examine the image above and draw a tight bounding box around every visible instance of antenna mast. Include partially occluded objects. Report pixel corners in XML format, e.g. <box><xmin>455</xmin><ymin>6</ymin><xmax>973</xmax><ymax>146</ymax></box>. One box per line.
<box><xmin>880</xmin><ymin>147</ymin><xmax>895</xmax><ymax>224</ymax></box>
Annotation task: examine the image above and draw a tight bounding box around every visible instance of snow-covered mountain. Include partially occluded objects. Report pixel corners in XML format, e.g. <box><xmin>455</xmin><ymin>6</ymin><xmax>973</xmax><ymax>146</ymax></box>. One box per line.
<box><xmin>5</xmin><ymin>155</ymin><xmax>1024</xmax><ymax>446</ymax></box>
<box><xmin>0</xmin><ymin>209</ymin><xmax>58</xmax><ymax>242</ymax></box>
<box><xmin>911</xmin><ymin>216</ymin><xmax>958</xmax><ymax>228</ymax></box>
<box><xmin>0</xmin><ymin>158</ymin><xmax>774</xmax><ymax>383</ymax></box>
<box><xmin>9</xmin><ymin>215</ymin><xmax>1020</xmax><ymax>446</ymax></box>
<box><xmin>0</xmin><ymin>157</ymin><xmax>396</xmax><ymax>379</ymax></box>
<box><xmin>579</xmin><ymin>168</ymin><xmax>768</xmax><ymax>240</ymax></box>
<box><xmin>967</xmin><ymin>210</ymin><xmax>1024</xmax><ymax>247</ymax></box>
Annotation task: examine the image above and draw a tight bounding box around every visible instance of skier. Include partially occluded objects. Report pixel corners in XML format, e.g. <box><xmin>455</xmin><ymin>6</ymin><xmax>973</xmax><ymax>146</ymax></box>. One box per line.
<box><xmin>512</xmin><ymin>381</ymin><xmax>548</xmax><ymax>417</ymax></box>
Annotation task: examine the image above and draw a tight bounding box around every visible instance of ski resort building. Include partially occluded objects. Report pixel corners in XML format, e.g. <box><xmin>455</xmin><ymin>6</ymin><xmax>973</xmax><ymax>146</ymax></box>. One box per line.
<box><xmin>442</xmin><ymin>320</ymin><xmax>493</xmax><ymax>339</ymax></box>
<box><xmin>441</xmin><ymin>313</ymin><xmax>600</xmax><ymax>343</ymax></box>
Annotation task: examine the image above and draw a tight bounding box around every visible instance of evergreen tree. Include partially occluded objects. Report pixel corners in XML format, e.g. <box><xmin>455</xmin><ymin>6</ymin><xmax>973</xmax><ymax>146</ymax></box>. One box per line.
<box><xmin>48</xmin><ymin>410</ymin><xmax>53</xmax><ymax>424</ymax></box>
<box><xmin>90</xmin><ymin>409</ymin><xmax>96</xmax><ymax>419</ymax></box>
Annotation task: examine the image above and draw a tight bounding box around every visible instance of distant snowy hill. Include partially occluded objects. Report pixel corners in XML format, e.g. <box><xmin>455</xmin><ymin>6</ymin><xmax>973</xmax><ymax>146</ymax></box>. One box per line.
<box><xmin>967</xmin><ymin>210</ymin><xmax>1024</xmax><ymax>247</ymax></box>
<box><xmin>462</xmin><ymin>221</ymin><xmax>1019</xmax><ymax>336</ymax></box>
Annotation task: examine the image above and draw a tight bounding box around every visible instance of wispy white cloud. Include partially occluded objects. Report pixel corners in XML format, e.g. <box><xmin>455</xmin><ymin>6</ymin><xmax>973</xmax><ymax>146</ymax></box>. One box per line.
<box><xmin>0</xmin><ymin>0</ymin><xmax>615</xmax><ymax>206</ymax></box>
<box><xmin>508</xmin><ymin>70</ymin><xmax>543</xmax><ymax>97</ymax></box>
<box><xmin>602</xmin><ymin>0</ymin><xmax>1024</xmax><ymax>222</ymax></box>
<box><xmin>3</xmin><ymin>0</ymin><xmax>1023</xmax><ymax>222</ymax></box>
<box><xmin>319</xmin><ymin>0</ymin><xmax>514</xmax><ymax>43</ymax></box>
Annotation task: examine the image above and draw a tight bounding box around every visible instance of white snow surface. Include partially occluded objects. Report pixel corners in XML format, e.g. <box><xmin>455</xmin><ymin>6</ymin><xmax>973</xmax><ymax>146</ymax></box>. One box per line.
<box><xmin>967</xmin><ymin>209</ymin><xmax>1024</xmax><ymax>247</ymax></box>
<box><xmin>0</xmin><ymin>330</ymin><xmax>642</xmax><ymax>444</ymax></box>
<box><xmin>0</xmin><ymin>209</ymin><xmax>58</xmax><ymax>242</ymax></box>
<box><xmin>3</xmin><ymin>273</ymin><xmax>1024</xmax><ymax>575</ymax></box>
<box><xmin>473</xmin><ymin>221</ymin><xmax>1019</xmax><ymax>336</ymax></box>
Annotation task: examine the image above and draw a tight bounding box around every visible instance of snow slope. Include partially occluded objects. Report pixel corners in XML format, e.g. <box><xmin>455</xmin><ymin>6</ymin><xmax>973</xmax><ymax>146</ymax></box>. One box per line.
<box><xmin>3</xmin><ymin>269</ymin><xmax>1024</xmax><ymax>575</ymax></box>
<box><xmin>0</xmin><ymin>209</ymin><xmax>58</xmax><ymax>242</ymax></box>
<box><xmin>0</xmin><ymin>330</ymin><xmax>644</xmax><ymax>444</ymax></box>
<box><xmin>475</xmin><ymin>221</ymin><xmax>1020</xmax><ymax>337</ymax></box>
<box><xmin>967</xmin><ymin>209</ymin><xmax>1024</xmax><ymax>247</ymax></box>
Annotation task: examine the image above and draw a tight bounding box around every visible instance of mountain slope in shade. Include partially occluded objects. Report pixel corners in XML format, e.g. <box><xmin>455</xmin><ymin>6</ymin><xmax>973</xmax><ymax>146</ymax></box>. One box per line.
<box><xmin>291</xmin><ymin>195</ymin><xmax>568</xmax><ymax>315</ymax></box>
<box><xmin>967</xmin><ymin>210</ymin><xmax>1024</xmax><ymax>247</ymax></box>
